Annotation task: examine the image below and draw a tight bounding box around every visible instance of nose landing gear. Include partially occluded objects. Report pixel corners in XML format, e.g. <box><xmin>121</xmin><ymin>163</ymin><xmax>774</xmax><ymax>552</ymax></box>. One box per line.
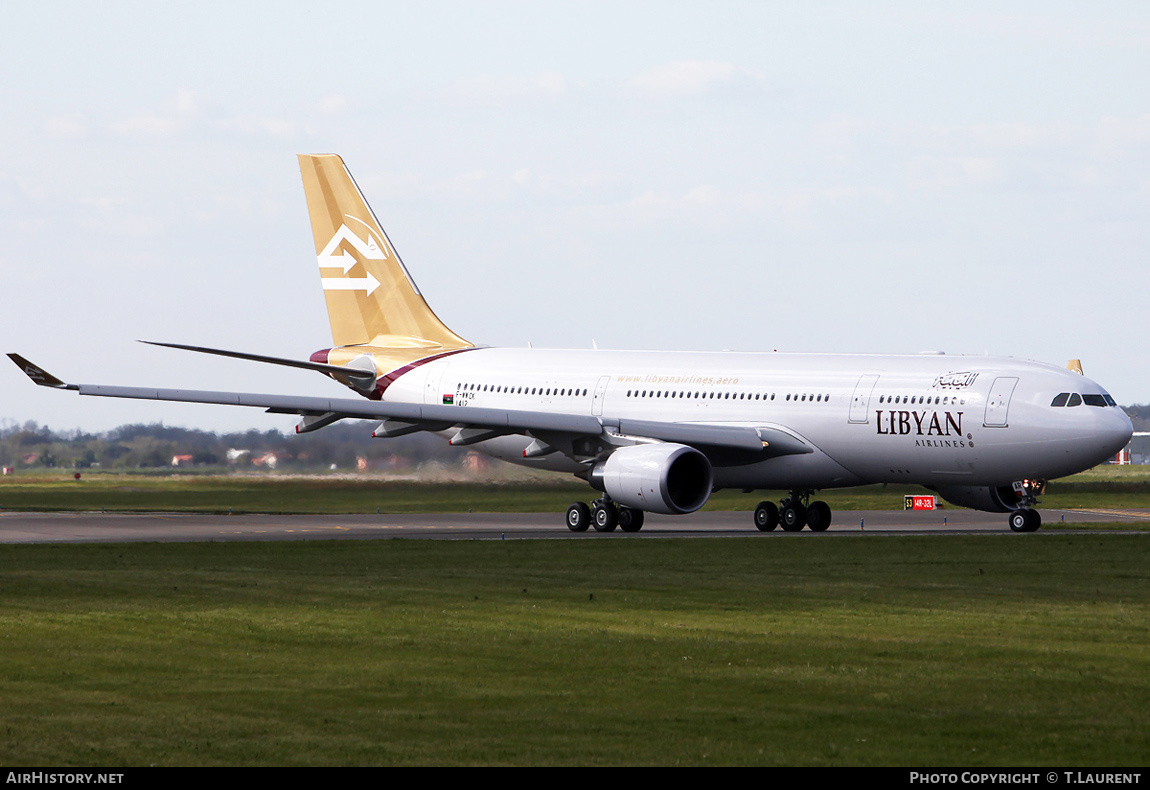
<box><xmin>1007</xmin><ymin>479</ymin><xmax>1045</xmax><ymax>532</ymax></box>
<box><xmin>1009</xmin><ymin>508</ymin><xmax>1041</xmax><ymax>532</ymax></box>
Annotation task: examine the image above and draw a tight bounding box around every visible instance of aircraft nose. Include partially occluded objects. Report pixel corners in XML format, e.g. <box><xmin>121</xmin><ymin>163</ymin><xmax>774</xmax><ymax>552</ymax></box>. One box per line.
<box><xmin>1106</xmin><ymin>409</ymin><xmax>1135</xmax><ymax>456</ymax></box>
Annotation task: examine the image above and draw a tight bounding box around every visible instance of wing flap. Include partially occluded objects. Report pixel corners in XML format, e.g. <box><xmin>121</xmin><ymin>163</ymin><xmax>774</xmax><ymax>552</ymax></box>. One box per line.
<box><xmin>71</xmin><ymin>383</ymin><xmax>607</xmax><ymax>436</ymax></box>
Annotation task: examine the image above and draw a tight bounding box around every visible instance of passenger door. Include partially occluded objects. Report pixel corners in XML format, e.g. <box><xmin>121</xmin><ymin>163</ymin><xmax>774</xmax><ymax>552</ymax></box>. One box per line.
<box><xmin>983</xmin><ymin>377</ymin><xmax>1018</xmax><ymax>428</ymax></box>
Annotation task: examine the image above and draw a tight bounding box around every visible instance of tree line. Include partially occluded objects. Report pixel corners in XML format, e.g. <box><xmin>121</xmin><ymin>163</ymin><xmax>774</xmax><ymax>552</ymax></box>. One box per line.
<box><xmin>1121</xmin><ymin>403</ymin><xmax>1150</xmax><ymax>432</ymax></box>
<box><xmin>0</xmin><ymin>419</ymin><xmax>468</xmax><ymax>472</ymax></box>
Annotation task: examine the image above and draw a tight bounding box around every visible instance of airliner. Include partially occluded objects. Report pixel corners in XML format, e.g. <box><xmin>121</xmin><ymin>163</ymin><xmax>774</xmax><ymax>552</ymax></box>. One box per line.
<box><xmin>9</xmin><ymin>154</ymin><xmax>1133</xmax><ymax>533</ymax></box>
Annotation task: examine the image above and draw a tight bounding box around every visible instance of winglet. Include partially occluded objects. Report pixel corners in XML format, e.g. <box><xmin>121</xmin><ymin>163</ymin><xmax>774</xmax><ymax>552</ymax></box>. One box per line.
<box><xmin>6</xmin><ymin>354</ymin><xmax>75</xmax><ymax>389</ymax></box>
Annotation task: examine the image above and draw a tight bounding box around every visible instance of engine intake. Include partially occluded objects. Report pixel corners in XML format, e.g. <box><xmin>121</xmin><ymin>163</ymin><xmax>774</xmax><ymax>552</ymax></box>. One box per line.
<box><xmin>593</xmin><ymin>443</ymin><xmax>713</xmax><ymax>515</ymax></box>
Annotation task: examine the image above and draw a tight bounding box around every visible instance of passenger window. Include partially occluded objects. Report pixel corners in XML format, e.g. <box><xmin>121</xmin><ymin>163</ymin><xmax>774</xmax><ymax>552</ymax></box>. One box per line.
<box><xmin>1067</xmin><ymin>393</ymin><xmax>1082</xmax><ymax>407</ymax></box>
<box><xmin>1051</xmin><ymin>393</ymin><xmax>1070</xmax><ymax>407</ymax></box>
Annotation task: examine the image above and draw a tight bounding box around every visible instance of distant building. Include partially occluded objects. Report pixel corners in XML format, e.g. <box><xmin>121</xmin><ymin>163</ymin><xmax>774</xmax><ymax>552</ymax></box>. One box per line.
<box><xmin>1126</xmin><ymin>433</ymin><xmax>1150</xmax><ymax>465</ymax></box>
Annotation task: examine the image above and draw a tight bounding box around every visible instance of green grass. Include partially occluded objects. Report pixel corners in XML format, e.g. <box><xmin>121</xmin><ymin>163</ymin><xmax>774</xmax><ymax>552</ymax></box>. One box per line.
<box><xmin>5</xmin><ymin>466</ymin><xmax>1150</xmax><ymax>514</ymax></box>
<box><xmin>0</xmin><ymin>536</ymin><xmax>1146</xmax><ymax>766</ymax></box>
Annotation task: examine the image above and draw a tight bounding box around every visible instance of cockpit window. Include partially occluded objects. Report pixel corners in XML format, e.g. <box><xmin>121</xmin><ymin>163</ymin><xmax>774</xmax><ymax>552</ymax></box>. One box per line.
<box><xmin>1052</xmin><ymin>391</ymin><xmax>1117</xmax><ymax>408</ymax></box>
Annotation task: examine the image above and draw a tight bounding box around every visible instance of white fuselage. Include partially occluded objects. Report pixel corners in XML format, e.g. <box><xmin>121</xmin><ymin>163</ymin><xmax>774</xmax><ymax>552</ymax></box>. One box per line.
<box><xmin>379</xmin><ymin>347</ymin><xmax>1133</xmax><ymax>491</ymax></box>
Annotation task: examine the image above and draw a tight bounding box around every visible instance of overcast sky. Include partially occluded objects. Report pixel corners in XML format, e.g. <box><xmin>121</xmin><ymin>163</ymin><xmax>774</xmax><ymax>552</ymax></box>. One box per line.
<box><xmin>2</xmin><ymin>2</ymin><xmax>1148</xmax><ymax>433</ymax></box>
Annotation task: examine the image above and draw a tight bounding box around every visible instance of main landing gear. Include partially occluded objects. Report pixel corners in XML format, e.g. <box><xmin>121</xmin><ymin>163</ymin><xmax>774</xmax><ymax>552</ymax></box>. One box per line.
<box><xmin>566</xmin><ymin>491</ymin><xmax>833</xmax><ymax>533</ymax></box>
<box><xmin>754</xmin><ymin>490</ymin><xmax>832</xmax><ymax>532</ymax></box>
<box><xmin>566</xmin><ymin>497</ymin><xmax>645</xmax><ymax>533</ymax></box>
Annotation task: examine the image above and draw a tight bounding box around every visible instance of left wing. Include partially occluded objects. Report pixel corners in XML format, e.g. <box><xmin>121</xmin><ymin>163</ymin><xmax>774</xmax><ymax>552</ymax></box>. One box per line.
<box><xmin>7</xmin><ymin>354</ymin><xmax>811</xmax><ymax>460</ymax></box>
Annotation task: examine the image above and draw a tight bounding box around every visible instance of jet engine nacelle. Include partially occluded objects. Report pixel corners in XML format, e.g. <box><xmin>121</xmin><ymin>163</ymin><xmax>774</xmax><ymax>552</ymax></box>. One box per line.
<box><xmin>595</xmin><ymin>443</ymin><xmax>713</xmax><ymax>515</ymax></box>
<box><xmin>932</xmin><ymin>485</ymin><xmax>1022</xmax><ymax>513</ymax></box>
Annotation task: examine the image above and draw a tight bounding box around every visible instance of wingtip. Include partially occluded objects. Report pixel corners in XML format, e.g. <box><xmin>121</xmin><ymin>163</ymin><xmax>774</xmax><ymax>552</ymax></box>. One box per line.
<box><xmin>7</xmin><ymin>353</ymin><xmax>74</xmax><ymax>389</ymax></box>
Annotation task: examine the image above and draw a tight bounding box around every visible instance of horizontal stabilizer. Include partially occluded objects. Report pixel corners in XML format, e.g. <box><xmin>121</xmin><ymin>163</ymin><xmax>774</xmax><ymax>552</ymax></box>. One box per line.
<box><xmin>142</xmin><ymin>341</ymin><xmax>378</xmax><ymax>381</ymax></box>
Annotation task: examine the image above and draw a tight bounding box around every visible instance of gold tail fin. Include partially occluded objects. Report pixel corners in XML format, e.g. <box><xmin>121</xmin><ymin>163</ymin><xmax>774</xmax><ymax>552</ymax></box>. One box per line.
<box><xmin>298</xmin><ymin>154</ymin><xmax>471</xmax><ymax>351</ymax></box>
<box><xmin>1067</xmin><ymin>359</ymin><xmax>1083</xmax><ymax>375</ymax></box>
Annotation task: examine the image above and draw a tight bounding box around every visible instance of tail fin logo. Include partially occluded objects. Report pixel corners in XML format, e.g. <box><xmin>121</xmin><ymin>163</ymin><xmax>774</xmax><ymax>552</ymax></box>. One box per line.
<box><xmin>317</xmin><ymin>216</ymin><xmax>387</xmax><ymax>296</ymax></box>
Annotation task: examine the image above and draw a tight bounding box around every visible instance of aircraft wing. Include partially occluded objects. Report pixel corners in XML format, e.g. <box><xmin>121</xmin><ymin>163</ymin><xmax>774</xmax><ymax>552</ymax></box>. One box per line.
<box><xmin>7</xmin><ymin>354</ymin><xmax>811</xmax><ymax>459</ymax></box>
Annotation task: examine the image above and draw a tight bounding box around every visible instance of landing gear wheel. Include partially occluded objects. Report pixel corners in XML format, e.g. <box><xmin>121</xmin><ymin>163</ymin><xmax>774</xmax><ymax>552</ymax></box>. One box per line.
<box><xmin>806</xmin><ymin>501</ymin><xmax>832</xmax><ymax>532</ymax></box>
<box><xmin>754</xmin><ymin>501</ymin><xmax>779</xmax><ymax>531</ymax></box>
<box><xmin>781</xmin><ymin>504</ymin><xmax>807</xmax><ymax>532</ymax></box>
<box><xmin>1009</xmin><ymin>509</ymin><xmax>1041</xmax><ymax>533</ymax></box>
<box><xmin>566</xmin><ymin>502</ymin><xmax>590</xmax><ymax>532</ymax></box>
<box><xmin>592</xmin><ymin>503</ymin><xmax>618</xmax><ymax>532</ymax></box>
<box><xmin>617</xmin><ymin>507</ymin><xmax>645</xmax><ymax>532</ymax></box>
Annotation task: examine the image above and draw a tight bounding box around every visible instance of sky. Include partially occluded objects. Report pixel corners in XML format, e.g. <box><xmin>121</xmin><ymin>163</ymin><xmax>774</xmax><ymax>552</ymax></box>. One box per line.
<box><xmin>1</xmin><ymin>1</ymin><xmax>1148</xmax><ymax>433</ymax></box>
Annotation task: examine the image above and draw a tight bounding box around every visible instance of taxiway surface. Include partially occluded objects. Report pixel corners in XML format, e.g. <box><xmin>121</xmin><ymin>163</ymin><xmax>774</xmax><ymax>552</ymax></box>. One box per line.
<box><xmin>0</xmin><ymin>508</ymin><xmax>1146</xmax><ymax>543</ymax></box>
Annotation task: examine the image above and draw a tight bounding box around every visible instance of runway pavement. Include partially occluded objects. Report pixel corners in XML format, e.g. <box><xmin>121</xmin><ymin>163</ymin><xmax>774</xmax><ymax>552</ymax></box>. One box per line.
<box><xmin>0</xmin><ymin>507</ymin><xmax>1146</xmax><ymax>543</ymax></box>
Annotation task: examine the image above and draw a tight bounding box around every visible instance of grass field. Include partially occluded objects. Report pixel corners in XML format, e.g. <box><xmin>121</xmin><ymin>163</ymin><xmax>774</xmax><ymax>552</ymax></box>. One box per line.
<box><xmin>0</xmin><ymin>470</ymin><xmax>1146</xmax><ymax>765</ymax></box>
<box><xmin>0</xmin><ymin>535</ymin><xmax>1146</xmax><ymax>766</ymax></box>
<box><xmin>3</xmin><ymin>464</ymin><xmax>1150</xmax><ymax>514</ymax></box>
